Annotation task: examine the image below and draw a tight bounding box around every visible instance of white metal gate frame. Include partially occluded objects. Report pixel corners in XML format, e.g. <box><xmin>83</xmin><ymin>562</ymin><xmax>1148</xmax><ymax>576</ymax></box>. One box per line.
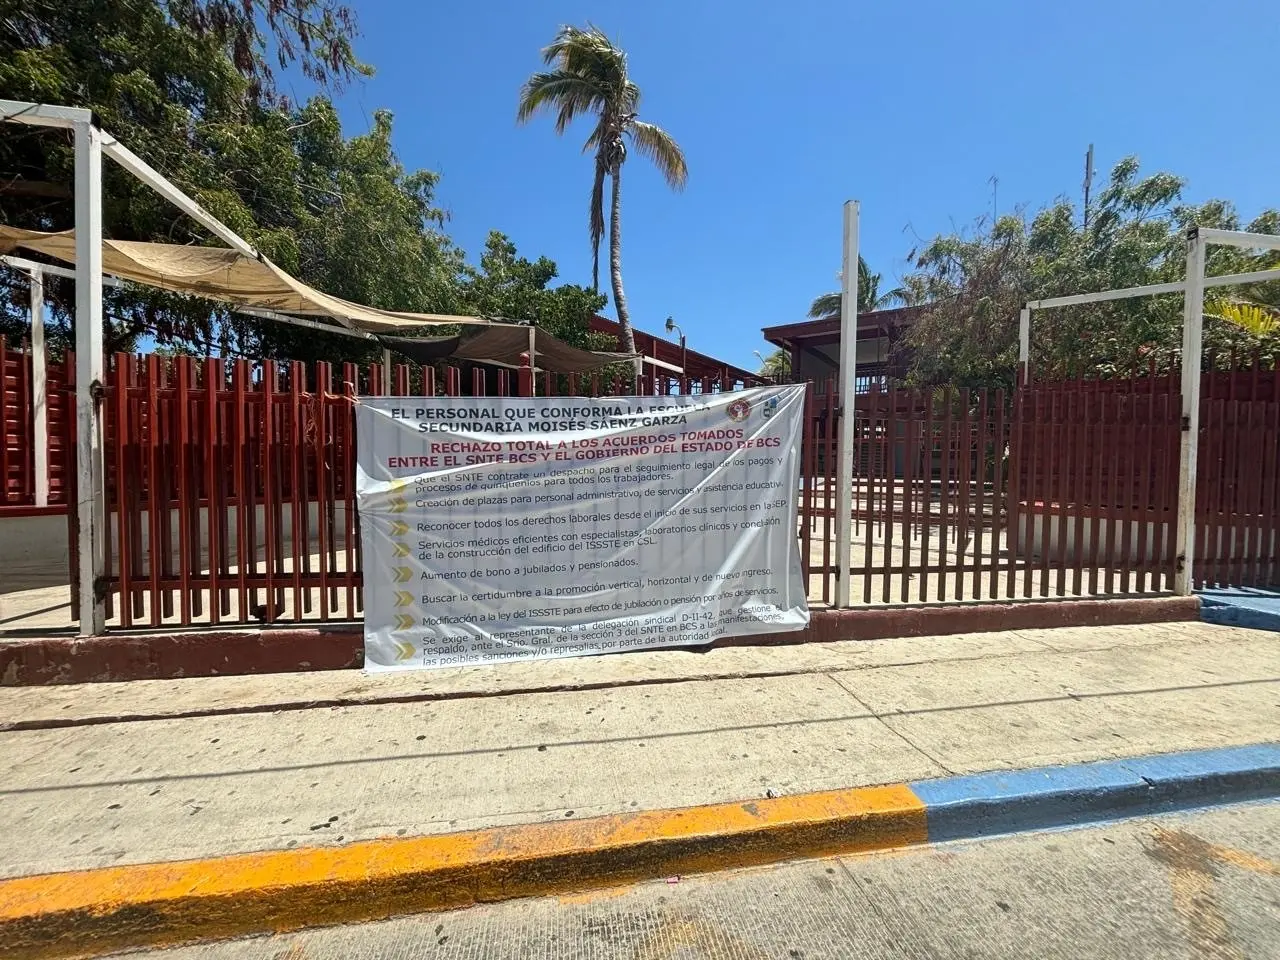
<box><xmin>1016</xmin><ymin>230</ymin><xmax>1280</xmax><ymax>596</ymax></box>
<box><xmin>0</xmin><ymin>99</ymin><xmax>388</xmax><ymax>635</ymax></box>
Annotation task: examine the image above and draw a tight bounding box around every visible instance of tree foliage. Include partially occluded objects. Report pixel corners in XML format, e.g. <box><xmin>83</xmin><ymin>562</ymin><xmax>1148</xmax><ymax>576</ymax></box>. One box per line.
<box><xmin>0</xmin><ymin>2</ymin><xmax>601</xmax><ymax>365</ymax></box>
<box><xmin>900</xmin><ymin>158</ymin><xmax>1280</xmax><ymax>389</ymax></box>
<box><xmin>457</xmin><ymin>231</ymin><xmax>606</xmax><ymax>348</ymax></box>
<box><xmin>757</xmin><ymin>348</ymin><xmax>791</xmax><ymax>380</ymax></box>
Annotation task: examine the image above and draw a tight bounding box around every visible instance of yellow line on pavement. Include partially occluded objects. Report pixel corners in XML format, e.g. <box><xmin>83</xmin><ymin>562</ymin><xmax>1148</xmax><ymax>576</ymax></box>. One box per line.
<box><xmin>0</xmin><ymin>784</ymin><xmax>927</xmax><ymax>959</ymax></box>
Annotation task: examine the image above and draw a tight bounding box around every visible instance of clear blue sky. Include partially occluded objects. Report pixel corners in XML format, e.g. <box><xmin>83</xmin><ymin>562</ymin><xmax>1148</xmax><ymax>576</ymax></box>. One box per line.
<box><xmin>301</xmin><ymin>0</ymin><xmax>1277</xmax><ymax>372</ymax></box>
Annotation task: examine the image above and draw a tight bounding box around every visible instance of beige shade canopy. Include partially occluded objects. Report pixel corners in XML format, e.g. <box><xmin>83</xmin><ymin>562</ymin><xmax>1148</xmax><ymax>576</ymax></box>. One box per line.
<box><xmin>0</xmin><ymin>226</ymin><xmax>490</xmax><ymax>333</ymax></box>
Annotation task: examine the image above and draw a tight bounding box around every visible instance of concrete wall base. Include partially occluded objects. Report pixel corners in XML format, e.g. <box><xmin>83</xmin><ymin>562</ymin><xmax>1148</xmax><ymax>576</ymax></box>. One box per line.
<box><xmin>0</xmin><ymin>595</ymin><xmax>1200</xmax><ymax>686</ymax></box>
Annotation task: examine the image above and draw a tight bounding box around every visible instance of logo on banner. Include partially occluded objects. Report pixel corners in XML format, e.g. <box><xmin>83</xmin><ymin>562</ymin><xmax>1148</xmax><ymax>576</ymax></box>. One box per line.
<box><xmin>726</xmin><ymin>398</ymin><xmax>751</xmax><ymax>422</ymax></box>
<box><xmin>763</xmin><ymin>397</ymin><xmax>779</xmax><ymax>419</ymax></box>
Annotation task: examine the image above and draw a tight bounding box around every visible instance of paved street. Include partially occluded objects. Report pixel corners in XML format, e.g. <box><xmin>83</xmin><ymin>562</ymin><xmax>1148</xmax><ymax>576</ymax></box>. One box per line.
<box><xmin>137</xmin><ymin>801</ymin><xmax>1280</xmax><ymax>959</ymax></box>
<box><xmin>1</xmin><ymin>621</ymin><xmax>1276</xmax><ymax>879</ymax></box>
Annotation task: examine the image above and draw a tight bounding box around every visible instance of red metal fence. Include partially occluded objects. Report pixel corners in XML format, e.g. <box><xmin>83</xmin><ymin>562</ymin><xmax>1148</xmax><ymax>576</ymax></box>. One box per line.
<box><xmin>97</xmin><ymin>354</ymin><xmax>749</xmax><ymax>628</ymax></box>
<box><xmin>1010</xmin><ymin>379</ymin><xmax>1182</xmax><ymax>597</ymax></box>
<box><xmin>801</xmin><ymin>382</ymin><xmax>1179</xmax><ymax>604</ymax></box>
<box><xmin>1195</xmin><ymin>367</ymin><xmax>1280</xmax><ymax>589</ymax></box>
<box><xmin>1</xmin><ymin>337</ymin><xmax>72</xmax><ymax>509</ymax></box>
<box><xmin>1014</xmin><ymin>362</ymin><xmax>1280</xmax><ymax>591</ymax></box>
<box><xmin>4</xmin><ymin>346</ymin><xmax>1277</xmax><ymax>628</ymax></box>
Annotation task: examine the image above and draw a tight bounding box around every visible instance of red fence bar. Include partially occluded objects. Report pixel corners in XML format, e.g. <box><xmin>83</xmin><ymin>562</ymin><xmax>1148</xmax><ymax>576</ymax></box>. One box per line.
<box><xmin>880</xmin><ymin>388</ymin><xmax>896</xmax><ymax>602</ymax></box>
<box><xmin>900</xmin><ymin>396</ymin><xmax>916</xmax><ymax>603</ymax></box>
<box><xmin>175</xmin><ymin>357</ymin><xmax>194</xmax><ymax>624</ymax></box>
<box><xmin>821</xmin><ymin>381</ymin><xmax>835</xmax><ymax>605</ymax></box>
<box><xmin>1</xmin><ymin>337</ymin><xmax>9</xmax><ymax>504</ymax></box>
<box><xmin>1087</xmin><ymin>391</ymin><xmax>1105</xmax><ymax>596</ymax></box>
<box><xmin>859</xmin><ymin>391</ymin><xmax>876</xmax><ymax>604</ymax></box>
<box><xmin>1265</xmin><ymin>397</ymin><xmax>1280</xmax><ymax>587</ymax></box>
<box><xmin>989</xmin><ymin>389</ymin><xmax>1006</xmax><ymax>600</ymax></box>
<box><xmin>955</xmin><ymin>389</ymin><xmax>972</xmax><ymax>599</ymax></box>
<box><xmin>800</xmin><ymin>384</ymin><xmax>815</xmax><ymax>600</ymax></box>
<box><xmin>921</xmin><ymin>391</ymin><xmax>935</xmax><ymax>601</ymax></box>
<box><xmin>938</xmin><ymin>388</ymin><xmax>955</xmax><ymax>602</ymax></box>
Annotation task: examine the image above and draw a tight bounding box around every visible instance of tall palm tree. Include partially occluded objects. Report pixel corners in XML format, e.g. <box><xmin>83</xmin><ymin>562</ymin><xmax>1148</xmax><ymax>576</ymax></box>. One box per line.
<box><xmin>808</xmin><ymin>257</ymin><xmax>902</xmax><ymax>319</ymax></box>
<box><xmin>518</xmin><ymin>25</ymin><xmax>687</xmax><ymax>362</ymax></box>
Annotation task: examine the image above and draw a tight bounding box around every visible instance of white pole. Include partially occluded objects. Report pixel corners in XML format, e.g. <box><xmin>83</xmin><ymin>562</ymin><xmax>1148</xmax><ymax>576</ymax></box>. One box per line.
<box><xmin>527</xmin><ymin>324</ymin><xmax>537</xmax><ymax>380</ymax></box>
<box><xmin>74</xmin><ymin>120</ymin><xmax>107</xmax><ymax>636</ymax></box>
<box><xmin>834</xmin><ymin>201</ymin><xmax>860</xmax><ymax>609</ymax></box>
<box><xmin>101</xmin><ymin>137</ymin><xmax>260</xmax><ymax>260</ymax></box>
<box><xmin>1174</xmin><ymin>229</ymin><xmax>1205</xmax><ymax>596</ymax></box>
<box><xmin>1018</xmin><ymin>305</ymin><xmax>1031</xmax><ymax>382</ymax></box>
<box><xmin>382</xmin><ymin>347</ymin><xmax>393</xmax><ymax>395</ymax></box>
<box><xmin>29</xmin><ymin>268</ymin><xmax>49</xmax><ymax>508</ymax></box>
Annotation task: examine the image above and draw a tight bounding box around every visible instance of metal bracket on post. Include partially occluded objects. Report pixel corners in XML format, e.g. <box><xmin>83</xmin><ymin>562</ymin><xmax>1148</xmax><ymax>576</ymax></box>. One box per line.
<box><xmin>74</xmin><ymin>119</ymin><xmax>107</xmax><ymax>636</ymax></box>
<box><xmin>834</xmin><ymin>201</ymin><xmax>859</xmax><ymax>609</ymax></box>
<box><xmin>1173</xmin><ymin>228</ymin><xmax>1205</xmax><ymax>596</ymax></box>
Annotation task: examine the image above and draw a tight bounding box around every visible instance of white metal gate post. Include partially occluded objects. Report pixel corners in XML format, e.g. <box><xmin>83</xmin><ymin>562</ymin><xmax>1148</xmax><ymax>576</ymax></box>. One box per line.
<box><xmin>29</xmin><ymin>267</ymin><xmax>49</xmax><ymax>507</ymax></box>
<box><xmin>834</xmin><ymin>200</ymin><xmax>860</xmax><ymax>609</ymax></box>
<box><xmin>1017</xmin><ymin>306</ymin><xmax>1031</xmax><ymax>381</ymax></box>
<box><xmin>1173</xmin><ymin>228</ymin><xmax>1206</xmax><ymax>596</ymax></box>
<box><xmin>74</xmin><ymin>119</ymin><xmax>107</xmax><ymax>636</ymax></box>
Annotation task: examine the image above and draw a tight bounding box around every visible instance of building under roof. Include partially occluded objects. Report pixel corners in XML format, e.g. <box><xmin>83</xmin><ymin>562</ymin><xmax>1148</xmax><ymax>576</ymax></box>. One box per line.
<box><xmin>590</xmin><ymin>315</ymin><xmax>761</xmax><ymax>385</ymax></box>
<box><xmin>761</xmin><ymin>305</ymin><xmax>924</xmax><ymax>390</ymax></box>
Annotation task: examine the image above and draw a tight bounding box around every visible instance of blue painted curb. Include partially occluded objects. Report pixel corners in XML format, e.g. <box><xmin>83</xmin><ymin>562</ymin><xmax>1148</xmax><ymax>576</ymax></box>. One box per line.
<box><xmin>910</xmin><ymin>743</ymin><xmax>1280</xmax><ymax>843</ymax></box>
<box><xmin>1199</xmin><ymin>587</ymin><xmax>1280</xmax><ymax>633</ymax></box>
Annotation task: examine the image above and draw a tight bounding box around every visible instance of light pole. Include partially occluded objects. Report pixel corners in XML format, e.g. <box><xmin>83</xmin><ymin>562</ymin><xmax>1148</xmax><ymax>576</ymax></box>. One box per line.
<box><xmin>664</xmin><ymin>316</ymin><xmax>686</xmax><ymax>380</ymax></box>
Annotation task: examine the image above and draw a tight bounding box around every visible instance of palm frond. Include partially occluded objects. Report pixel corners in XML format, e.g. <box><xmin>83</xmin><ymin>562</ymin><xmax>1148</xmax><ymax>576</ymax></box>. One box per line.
<box><xmin>626</xmin><ymin>120</ymin><xmax>687</xmax><ymax>189</ymax></box>
<box><xmin>808</xmin><ymin>292</ymin><xmax>841</xmax><ymax>319</ymax></box>
<box><xmin>1207</xmin><ymin>297</ymin><xmax>1280</xmax><ymax>336</ymax></box>
<box><xmin>516</xmin><ymin>72</ymin><xmax>606</xmax><ymax>131</ymax></box>
<box><xmin>582</xmin><ymin>117</ymin><xmax>608</xmax><ymax>153</ymax></box>
<box><xmin>881</xmin><ymin>286</ymin><xmax>911</xmax><ymax>307</ymax></box>
<box><xmin>542</xmin><ymin>25</ymin><xmax>628</xmax><ymax>89</ymax></box>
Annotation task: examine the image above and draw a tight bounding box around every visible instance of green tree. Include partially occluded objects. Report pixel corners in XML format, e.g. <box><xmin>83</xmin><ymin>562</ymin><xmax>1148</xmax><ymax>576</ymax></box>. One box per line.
<box><xmin>517</xmin><ymin>24</ymin><xmax>687</xmax><ymax>364</ymax></box>
<box><xmin>899</xmin><ymin>158</ymin><xmax>1280</xmax><ymax>389</ymax></box>
<box><xmin>0</xmin><ymin>0</ymin><xmax>458</xmax><ymax>362</ymax></box>
<box><xmin>807</xmin><ymin>256</ymin><xmax>901</xmax><ymax>319</ymax></box>
<box><xmin>456</xmin><ymin>231</ymin><xmax>606</xmax><ymax>348</ymax></box>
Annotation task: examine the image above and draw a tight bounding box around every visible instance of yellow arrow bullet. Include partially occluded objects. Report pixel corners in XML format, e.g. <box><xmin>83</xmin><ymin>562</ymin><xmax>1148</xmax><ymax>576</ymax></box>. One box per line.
<box><xmin>389</xmin><ymin>498</ymin><xmax>407</xmax><ymax>514</ymax></box>
<box><xmin>389</xmin><ymin>520</ymin><xmax>409</xmax><ymax>537</ymax></box>
<box><xmin>394</xmin><ymin>590</ymin><xmax>414</xmax><ymax>607</ymax></box>
<box><xmin>392</xmin><ymin>541</ymin><xmax>411</xmax><ymax>558</ymax></box>
<box><xmin>392</xmin><ymin>638</ymin><xmax>415</xmax><ymax>660</ymax></box>
<box><xmin>393</xmin><ymin>566</ymin><xmax>413</xmax><ymax>583</ymax></box>
<box><xmin>390</xmin><ymin>478</ymin><xmax>409</xmax><ymax>491</ymax></box>
<box><xmin>393</xmin><ymin>613</ymin><xmax>415</xmax><ymax>631</ymax></box>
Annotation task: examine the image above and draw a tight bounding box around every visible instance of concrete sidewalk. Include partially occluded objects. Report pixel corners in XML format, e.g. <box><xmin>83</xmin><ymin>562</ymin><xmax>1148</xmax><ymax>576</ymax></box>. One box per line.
<box><xmin>0</xmin><ymin>620</ymin><xmax>1276</xmax><ymax>881</ymax></box>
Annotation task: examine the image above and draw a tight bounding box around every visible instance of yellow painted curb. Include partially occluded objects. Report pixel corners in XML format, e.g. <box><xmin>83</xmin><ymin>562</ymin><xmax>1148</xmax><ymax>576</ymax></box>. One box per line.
<box><xmin>0</xmin><ymin>783</ymin><xmax>927</xmax><ymax>959</ymax></box>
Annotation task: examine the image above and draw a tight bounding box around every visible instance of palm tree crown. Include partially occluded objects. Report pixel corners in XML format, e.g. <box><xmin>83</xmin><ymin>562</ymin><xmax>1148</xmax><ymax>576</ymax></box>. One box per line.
<box><xmin>808</xmin><ymin>257</ymin><xmax>903</xmax><ymax>319</ymax></box>
<box><xmin>518</xmin><ymin>25</ymin><xmax>686</xmax><ymax>359</ymax></box>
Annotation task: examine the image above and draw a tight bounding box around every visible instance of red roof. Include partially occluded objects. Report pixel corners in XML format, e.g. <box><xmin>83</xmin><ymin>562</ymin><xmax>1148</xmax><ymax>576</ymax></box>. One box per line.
<box><xmin>589</xmin><ymin>315</ymin><xmax>761</xmax><ymax>383</ymax></box>
<box><xmin>762</xmin><ymin>305</ymin><xmax>925</xmax><ymax>349</ymax></box>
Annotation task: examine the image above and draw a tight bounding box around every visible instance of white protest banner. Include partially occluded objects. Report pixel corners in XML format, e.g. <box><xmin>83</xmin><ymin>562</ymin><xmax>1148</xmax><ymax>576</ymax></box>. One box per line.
<box><xmin>355</xmin><ymin>384</ymin><xmax>808</xmax><ymax>672</ymax></box>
